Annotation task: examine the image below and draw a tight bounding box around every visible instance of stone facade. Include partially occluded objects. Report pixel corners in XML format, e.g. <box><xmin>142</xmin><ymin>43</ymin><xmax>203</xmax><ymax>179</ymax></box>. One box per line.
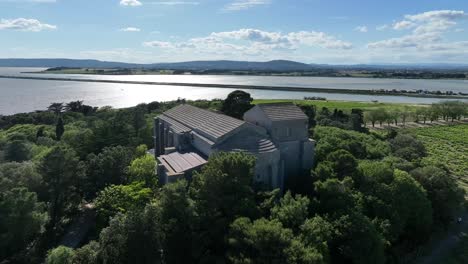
<box><xmin>154</xmin><ymin>103</ymin><xmax>314</xmax><ymax>190</ymax></box>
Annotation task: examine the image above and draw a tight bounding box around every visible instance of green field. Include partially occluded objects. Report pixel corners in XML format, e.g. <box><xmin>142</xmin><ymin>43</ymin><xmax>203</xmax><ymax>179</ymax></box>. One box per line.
<box><xmin>254</xmin><ymin>99</ymin><xmax>427</xmax><ymax>112</ymax></box>
<box><xmin>407</xmin><ymin>124</ymin><xmax>468</xmax><ymax>191</ymax></box>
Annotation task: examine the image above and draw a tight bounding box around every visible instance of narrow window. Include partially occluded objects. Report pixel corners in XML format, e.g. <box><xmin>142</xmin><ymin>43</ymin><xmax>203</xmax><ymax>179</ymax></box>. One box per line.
<box><xmin>286</xmin><ymin>127</ymin><xmax>292</xmax><ymax>137</ymax></box>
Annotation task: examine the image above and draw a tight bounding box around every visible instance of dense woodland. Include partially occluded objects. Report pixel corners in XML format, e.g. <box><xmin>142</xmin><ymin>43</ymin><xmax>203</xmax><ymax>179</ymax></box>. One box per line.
<box><xmin>0</xmin><ymin>92</ymin><xmax>467</xmax><ymax>264</ymax></box>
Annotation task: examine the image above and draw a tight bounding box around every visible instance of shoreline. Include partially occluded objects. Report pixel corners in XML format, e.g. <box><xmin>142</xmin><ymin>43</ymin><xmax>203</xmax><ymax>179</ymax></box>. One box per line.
<box><xmin>1</xmin><ymin>75</ymin><xmax>467</xmax><ymax>100</ymax></box>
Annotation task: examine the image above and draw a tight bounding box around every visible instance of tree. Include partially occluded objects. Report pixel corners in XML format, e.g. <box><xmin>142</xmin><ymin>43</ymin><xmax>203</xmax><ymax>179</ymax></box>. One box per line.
<box><xmin>326</xmin><ymin>150</ymin><xmax>358</xmax><ymax>179</ymax></box>
<box><xmin>228</xmin><ymin>217</ymin><xmax>326</xmax><ymax>264</ymax></box>
<box><xmin>62</xmin><ymin>128</ymin><xmax>95</xmax><ymax>159</ymax></box>
<box><xmin>97</xmin><ymin>207</ymin><xmax>163</xmax><ymax>264</ymax></box>
<box><xmin>330</xmin><ymin>213</ymin><xmax>386</xmax><ymax>264</ymax></box>
<box><xmin>48</xmin><ymin>103</ymin><xmax>65</xmax><ymax>116</ymax></box>
<box><xmin>411</xmin><ymin>166</ymin><xmax>465</xmax><ymax>226</ymax></box>
<box><xmin>46</xmin><ymin>246</ymin><xmax>75</xmax><ymax>264</ymax></box>
<box><xmin>190</xmin><ymin>152</ymin><xmax>258</xmax><ymax>261</ymax></box>
<box><xmin>38</xmin><ymin>146</ymin><xmax>84</xmax><ymax>231</ymax></box>
<box><xmin>72</xmin><ymin>241</ymin><xmax>100</xmax><ymax>264</ymax></box>
<box><xmin>65</xmin><ymin>101</ymin><xmax>84</xmax><ymax>113</ymax></box>
<box><xmin>390</xmin><ymin>170</ymin><xmax>433</xmax><ymax>244</ymax></box>
<box><xmin>0</xmin><ymin>162</ymin><xmax>45</xmax><ymax>199</ymax></box>
<box><xmin>390</xmin><ymin>133</ymin><xmax>426</xmax><ymax>161</ymax></box>
<box><xmin>55</xmin><ymin>117</ymin><xmax>65</xmax><ymax>141</ymax></box>
<box><xmin>4</xmin><ymin>140</ymin><xmax>32</xmax><ymax>162</ymax></box>
<box><xmin>127</xmin><ymin>154</ymin><xmax>157</xmax><ymax>187</ymax></box>
<box><xmin>0</xmin><ymin>188</ymin><xmax>48</xmax><ymax>261</ymax></box>
<box><xmin>314</xmin><ymin>178</ymin><xmax>356</xmax><ymax>217</ymax></box>
<box><xmin>299</xmin><ymin>216</ymin><xmax>334</xmax><ymax>263</ymax></box>
<box><xmin>365</xmin><ymin>110</ymin><xmax>379</xmax><ymax>127</ymax></box>
<box><xmin>84</xmin><ymin>146</ymin><xmax>134</xmax><ymax>198</ymax></box>
<box><xmin>220</xmin><ymin>90</ymin><xmax>253</xmax><ymax>119</ymax></box>
<box><xmin>270</xmin><ymin>191</ymin><xmax>310</xmax><ymax>231</ymax></box>
<box><xmin>94</xmin><ymin>182</ymin><xmax>152</xmax><ymax>229</ymax></box>
<box><xmin>156</xmin><ymin>180</ymin><xmax>196</xmax><ymax>264</ymax></box>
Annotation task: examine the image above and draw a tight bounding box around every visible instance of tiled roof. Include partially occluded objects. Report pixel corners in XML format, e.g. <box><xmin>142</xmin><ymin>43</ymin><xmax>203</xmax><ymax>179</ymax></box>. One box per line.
<box><xmin>215</xmin><ymin>129</ymin><xmax>277</xmax><ymax>154</ymax></box>
<box><xmin>257</xmin><ymin>103</ymin><xmax>308</xmax><ymax>121</ymax></box>
<box><xmin>158</xmin><ymin>151</ymin><xmax>207</xmax><ymax>175</ymax></box>
<box><xmin>160</xmin><ymin>104</ymin><xmax>245</xmax><ymax>140</ymax></box>
<box><xmin>159</xmin><ymin>115</ymin><xmax>190</xmax><ymax>134</ymax></box>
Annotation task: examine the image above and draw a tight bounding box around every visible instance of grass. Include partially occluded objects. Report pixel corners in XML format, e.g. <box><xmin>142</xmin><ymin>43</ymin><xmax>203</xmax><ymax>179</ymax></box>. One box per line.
<box><xmin>406</xmin><ymin>124</ymin><xmax>468</xmax><ymax>192</ymax></box>
<box><xmin>254</xmin><ymin>99</ymin><xmax>427</xmax><ymax>112</ymax></box>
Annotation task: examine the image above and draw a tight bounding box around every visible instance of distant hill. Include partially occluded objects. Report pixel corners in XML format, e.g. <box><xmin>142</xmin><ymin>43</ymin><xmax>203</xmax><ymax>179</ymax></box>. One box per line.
<box><xmin>1</xmin><ymin>58</ymin><xmax>468</xmax><ymax>71</ymax></box>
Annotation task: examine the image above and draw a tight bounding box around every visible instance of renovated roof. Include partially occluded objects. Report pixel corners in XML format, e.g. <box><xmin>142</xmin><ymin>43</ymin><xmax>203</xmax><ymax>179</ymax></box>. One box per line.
<box><xmin>157</xmin><ymin>151</ymin><xmax>207</xmax><ymax>176</ymax></box>
<box><xmin>160</xmin><ymin>104</ymin><xmax>245</xmax><ymax>140</ymax></box>
<box><xmin>256</xmin><ymin>103</ymin><xmax>308</xmax><ymax>121</ymax></box>
<box><xmin>215</xmin><ymin>129</ymin><xmax>277</xmax><ymax>154</ymax></box>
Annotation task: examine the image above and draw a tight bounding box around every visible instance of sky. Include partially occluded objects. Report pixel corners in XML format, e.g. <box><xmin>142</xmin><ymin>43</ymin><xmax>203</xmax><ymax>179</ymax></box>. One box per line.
<box><xmin>0</xmin><ymin>0</ymin><xmax>468</xmax><ymax>64</ymax></box>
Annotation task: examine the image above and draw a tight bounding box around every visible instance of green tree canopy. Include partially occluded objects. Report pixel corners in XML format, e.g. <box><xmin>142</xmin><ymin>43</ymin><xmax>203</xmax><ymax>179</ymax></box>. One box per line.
<box><xmin>228</xmin><ymin>217</ymin><xmax>326</xmax><ymax>264</ymax></box>
<box><xmin>45</xmin><ymin>246</ymin><xmax>75</xmax><ymax>264</ymax></box>
<box><xmin>127</xmin><ymin>154</ymin><xmax>157</xmax><ymax>187</ymax></box>
<box><xmin>270</xmin><ymin>191</ymin><xmax>310</xmax><ymax>231</ymax></box>
<box><xmin>411</xmin><ymin>166</ymin><xmax>465</xmax><ymax>226</ymax></box>
<box><xmin>94</xmin><ymin>182</ymin><xmax>153</xmax><ymax>229</ymax></box>
<box><xmin>38</xmin><ymin>146</ymin><xmax>84</xmax><ymax>229</ymax></box>
<box><xmin>189</xmin><ymin>152</ymin><xmax>258</xmax><ymax>261</ymax></box>
<box><xmin>220</xmin><ymin>90</ymin><xmax>253</xmax><ymax>119</ymax></box>
<box><xmin>0</xmin><ymin>188</ymin><xmax>48</xmax><ymax>261</ymax></box>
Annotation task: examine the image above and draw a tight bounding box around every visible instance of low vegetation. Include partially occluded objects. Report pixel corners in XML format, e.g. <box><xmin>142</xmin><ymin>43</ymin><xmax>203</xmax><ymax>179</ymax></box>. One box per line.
<box><xmin>407</xmin><ymin>124</ymin><xmax>468</xmax><ymax>192</ymax></box>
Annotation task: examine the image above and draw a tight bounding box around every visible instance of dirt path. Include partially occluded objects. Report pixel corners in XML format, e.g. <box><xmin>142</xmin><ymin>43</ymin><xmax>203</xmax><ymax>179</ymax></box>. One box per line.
<box><xmin>417</xmin><ymin>211</ymin><xmax>468</xmax><ymax>264</ymax></box>
<box><xmin>59</xmin><ymin>203</ymin><xmax>96</xmax><ymax>248</ymax></box>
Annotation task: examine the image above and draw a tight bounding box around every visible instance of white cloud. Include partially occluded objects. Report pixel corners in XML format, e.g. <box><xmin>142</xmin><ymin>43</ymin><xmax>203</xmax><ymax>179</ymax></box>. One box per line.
<box><xmin>120</xmin><ymin>27</ymin><xmax>141</xmax><ymax>32</ymax></box>
<box><xmin>368</xmin><ymin>10</ymin><xmax>467</xmax><ymax>51</ymax></box>
<box><xmin>376</xmin><ymin>24</ymin><xmax>388</xmax><ymax>31</ymax></box>
<box><xmin>0</xmin><ymin>18</ymin><xmax>56</xmax><ymax>32</ymax></box>
<box><xmin>392</xmin><ymin>20</ymin><xmax>415</xmax><ymax>30</ymax></box>
<box><xmin>223</xmin><ymin>0</ymin><xmax>270</xmax><ymax>12</ymax></box>
<box><xmin>120</xmin><ymin>0</ymin><xmax>142</xmax><ymax>6</ymax></box>
<box><xmin>142</xmin><ymin>28</ymin><xmax>353</xmax><ymax>59</ymax></box>
<box><xmin>149</xmin><ymin>1</ymin><xmax>199</xmax><ymax>5</ymax></box>
<box><xmin>143</xmin><ymin>41</ymin><xmax>175</xmax><ymax>48</ymax></box>
<box><xmin>354</xmin><ymin>26</ymin><xmax>368</xmax><ymax>33</ymax></box>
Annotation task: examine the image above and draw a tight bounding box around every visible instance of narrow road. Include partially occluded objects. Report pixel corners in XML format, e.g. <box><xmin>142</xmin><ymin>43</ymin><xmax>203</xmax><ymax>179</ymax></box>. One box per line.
<box><xmin>59</xmin><ymin>203</ymin><xmax>96</xmax><ymax>248</ymax></box>
<box><xmin>418</xmin><ymin>211</ymin><xmax>468</xmax><ymax>264</ymax></box>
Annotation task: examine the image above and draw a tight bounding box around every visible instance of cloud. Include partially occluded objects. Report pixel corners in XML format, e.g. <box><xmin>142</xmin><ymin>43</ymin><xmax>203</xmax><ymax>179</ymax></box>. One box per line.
<box><xmin>223</xmin><ymin>0</ymin><xmax>270</xmax><ymax>12</ymax></box>
<box><xmin>376</xmin><ymin>24</ymin><xmax>388</xmax><ymax>31</ymax></box>
<box><xmin>143</xmin><ymin>28</ymin><xmax>353</xmax><ymax>58</ymax></box>
<box><xmin>120</xmin><ymin>27</ymin><xmax>141</xmax><ymax>32</ymax></box>
<box><xmin>120</xmin><ymin>0</ymin><xmax>142</xmax><ymax>6</ymax></box>
<box><xmin>149</xmin><ymin>1</ymin><xmax>199</xmax><ymax>5</ymax></box>
<box><xmin>0</xmin><ymin>18</ymin><xmax>56</xmax><ymax>31</ymax></box>
<box><xmin>143</xmin><ymin>41</ymin><xmax>175</xmax><ymax>48</ymax></box>
<box><xmin>354</xmin><ymin>26</ymin><xmax>368</xmax><ymax>33</ymax></box>
<box><xmin>368</xmin><ymin>10</ymin><xmax>467</xmax><ymax>51</ymax></box>
<box><xmin>392</xmin><ymin>20</ymin><xmax>415</xmax><ymax>30</ymax></box>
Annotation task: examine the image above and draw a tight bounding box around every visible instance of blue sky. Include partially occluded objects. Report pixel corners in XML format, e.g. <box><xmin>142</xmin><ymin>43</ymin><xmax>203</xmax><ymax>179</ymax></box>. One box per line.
<box><xmin>1</xmin><ymin>0</ymin><xmax>467</xmax><ymax>64</ymax></box>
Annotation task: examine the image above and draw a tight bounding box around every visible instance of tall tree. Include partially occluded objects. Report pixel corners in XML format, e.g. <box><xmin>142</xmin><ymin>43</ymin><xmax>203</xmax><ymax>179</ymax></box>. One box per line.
<box><xmin>190</xmin><ymin>152</ymin><xmax>258</xmax><ymax>261</ymax></box>
<box><xmin>55</xmin><ymin>117</ymin><xmax>65</xmax><ymax>141</ymax></box>
<box><xmin>0</xmin><ymin>188</ymin><xmax>48</xmax><ymax>261</ymax></box>
<box><xmin>47</xmin><ymin>103</ymin><xmax>64</xmax><ymax>116</ymax></box>
<box><xmin>220</xmin><ymin>90</ymin><xmax>253</xmax><ymax>119</ymax></box>
<box><xmin>38</xmin><ymin>146</ymin><xmax>84</xmax><ymax>232</ymax></box>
